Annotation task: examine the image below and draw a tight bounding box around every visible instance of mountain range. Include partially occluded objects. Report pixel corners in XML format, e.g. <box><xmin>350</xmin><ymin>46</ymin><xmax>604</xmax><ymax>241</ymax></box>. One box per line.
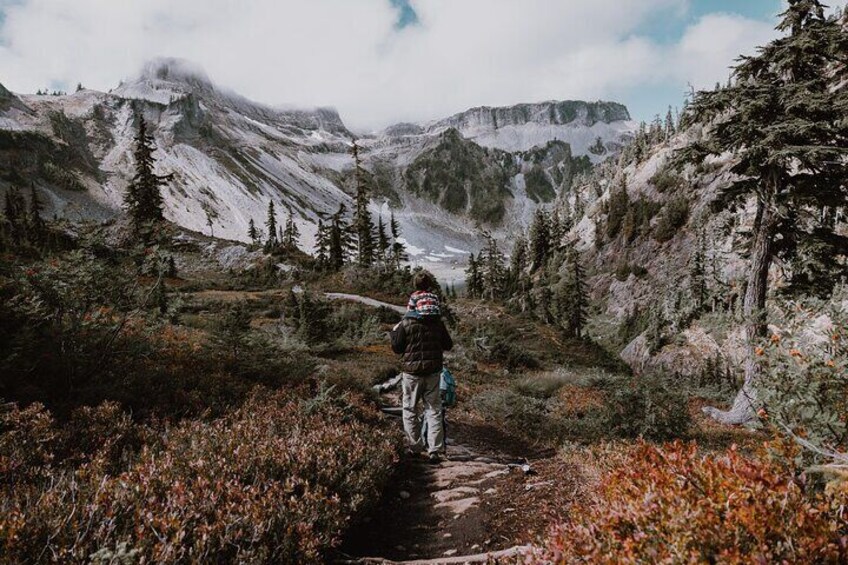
<box><xmin>0</xmin><ymin>57</ymin><xmax>636</xmax><ymax>277</ymax></box>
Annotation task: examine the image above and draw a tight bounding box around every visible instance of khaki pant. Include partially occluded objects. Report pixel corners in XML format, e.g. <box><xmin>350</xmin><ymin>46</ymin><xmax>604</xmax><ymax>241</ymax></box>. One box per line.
<box><xmin>401</xmin><ymin>372</ymin><xmax>444</xmax><ymax>454</ymax></box>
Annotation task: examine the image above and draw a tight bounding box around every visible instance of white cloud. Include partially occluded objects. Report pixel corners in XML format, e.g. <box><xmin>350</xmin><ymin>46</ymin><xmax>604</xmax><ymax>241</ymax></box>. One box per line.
<box><xmin>0</xmin><ymin>0</ymin><xmax>785</xmax><ymax>129</ymax></box>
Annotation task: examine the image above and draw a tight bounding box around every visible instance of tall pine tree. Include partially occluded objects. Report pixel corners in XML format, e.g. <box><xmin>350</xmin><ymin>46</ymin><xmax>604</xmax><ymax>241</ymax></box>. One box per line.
<box><xmin>124</xmin><ymin>115</ymin><xmax>168</xmax><ymax>230</ymax></box>
<box><xmin>350</xmin><ymin>140</ymin><xmax>375</xmax><ymax>267</ymax></box>
<box><xmin>678</xmin><ymin>0</ymin><xmax>848</xmax><ymax>424</ymax></box>
<box><xmin>389</xmin><ymin>211</ymin><xmax>407</xmax><ymax>270</ymax></box>
<box><xmin>264</xmin><ymin>200</ymin><xmax>278</xmax><ymax>253</ymax></box>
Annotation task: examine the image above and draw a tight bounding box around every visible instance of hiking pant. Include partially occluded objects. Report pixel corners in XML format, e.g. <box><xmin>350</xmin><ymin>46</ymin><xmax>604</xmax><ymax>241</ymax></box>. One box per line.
<box><xmin>401</xmin><ymin>372</ymin><xmax>444</xmax><ymax>454</ymax></box>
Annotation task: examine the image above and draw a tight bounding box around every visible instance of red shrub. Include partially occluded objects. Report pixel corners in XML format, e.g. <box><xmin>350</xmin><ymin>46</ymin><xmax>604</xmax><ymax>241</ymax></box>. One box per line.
<box><xmin>532</xmin><ymin>441</ymin><xmax>848</xmax><ymax>564</ymax></box>
<box><xmin>1</xmin><ymin>390</ymin><xmax>399</xmax><ymax>563</ymax></box>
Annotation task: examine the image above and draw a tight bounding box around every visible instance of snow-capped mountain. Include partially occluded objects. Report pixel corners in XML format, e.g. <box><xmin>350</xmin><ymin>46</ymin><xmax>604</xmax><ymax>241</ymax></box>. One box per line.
<box><xmin>0</xmin><ymin>58</ymin><xmax>637</xmax><ymax>276</ymax></box>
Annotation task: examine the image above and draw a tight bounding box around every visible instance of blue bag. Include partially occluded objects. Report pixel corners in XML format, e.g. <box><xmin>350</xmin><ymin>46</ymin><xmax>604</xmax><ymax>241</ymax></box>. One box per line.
<box><xmin>440</xmin><ymin>367</ymin><xmax>457</xmax><ymax>408</ymax></box>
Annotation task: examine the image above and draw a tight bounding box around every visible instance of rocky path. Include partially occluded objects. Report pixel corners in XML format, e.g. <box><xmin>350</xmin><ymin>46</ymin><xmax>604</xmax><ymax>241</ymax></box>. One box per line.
<box><xmin>338</xmin><ymin>432</ymin><xmax>534</xmax><ymax>564</ymax></box>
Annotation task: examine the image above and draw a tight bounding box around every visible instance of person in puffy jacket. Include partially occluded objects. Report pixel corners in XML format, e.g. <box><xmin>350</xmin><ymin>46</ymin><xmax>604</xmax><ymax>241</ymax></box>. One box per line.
<box><xmin>390</xmin><ymin>271</ymin><xmax>453</xmax><ymax>463</ymax></box>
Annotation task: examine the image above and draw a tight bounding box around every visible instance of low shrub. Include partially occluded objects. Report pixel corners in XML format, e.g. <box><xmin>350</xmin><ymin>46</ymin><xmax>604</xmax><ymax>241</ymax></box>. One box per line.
<box><xmin>649</xmin><ymin>167</ymin><xmax>683</xmax><ymax>193</ymax></box>
<box><xmin>613</xmin><ymin>263</ymin><xmax>648</xmax><ymax>282</ymax></box>
<box><xmin>653</xmin><ymin>196</ymin><xmax>690</xmax><ymax>243</ymax></box>
<box><xmin>601</xmin><ymin>374</ymin><xmax>691</xmax><ymax>440</ymax></box>
<box><xmin>534</xmin><ymin>441</ymin><xmax>848</xmax><ymax>564</ymax></box>
<box><xmin>471</xmin><ymin>389</ymin><xmax>549</xmax><ymax>439</ymax></box>
<box><xmin>1</xmin><ymin>389</ymin><xmax>399</xmax><ymax>564</ymax></box>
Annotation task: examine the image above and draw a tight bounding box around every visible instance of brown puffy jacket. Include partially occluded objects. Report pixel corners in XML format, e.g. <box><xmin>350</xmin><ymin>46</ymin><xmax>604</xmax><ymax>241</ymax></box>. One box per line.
<box><xmin>390</xmin><ymin>315</ymin><xmax>453</xmax><ymax>375</ymax></box>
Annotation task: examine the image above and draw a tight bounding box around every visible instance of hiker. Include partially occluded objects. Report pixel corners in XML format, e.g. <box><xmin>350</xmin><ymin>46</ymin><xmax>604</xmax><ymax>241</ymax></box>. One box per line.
<box><xmin>390</xmin><ymin>271</ymin><xmax>453</xmax><ymax>463</ymax></box>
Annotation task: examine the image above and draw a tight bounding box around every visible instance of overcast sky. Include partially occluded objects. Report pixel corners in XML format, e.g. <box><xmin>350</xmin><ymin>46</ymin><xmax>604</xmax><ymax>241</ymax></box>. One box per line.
<box><xmin>0</xmin><ymin>0</ymin><xmax>844</xmax><ymax>131</ymax></box>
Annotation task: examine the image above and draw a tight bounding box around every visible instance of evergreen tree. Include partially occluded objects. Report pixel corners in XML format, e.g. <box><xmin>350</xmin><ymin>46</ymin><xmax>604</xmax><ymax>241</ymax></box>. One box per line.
<box><xmin>480</xmin><ymin>231</ymin><xmax>506</xmax><ymax>300</ymax></box>
<box><xmin>464</xmin><ymin>253</ymin><xmax>483</xmax><ymax>299</ymax></box>
<box><xmin>282</xmin><ymin>207</ymin><xmax>301</xmax><ymax>251</ymax></box>
<box><xmin>690</xmin><ymin>230</ymin><xmax>708</xmax><ymax>311</ymax></box>
<box><xmin>314</xmin><ymin>219</ymin><xmax>329</xmax><ymax>269</ymax></box>
<box><xmin>27</xmin><ymin>185</ymin><xmax>46</xmax><ymax>243</ymax></box>
<box><xmin>124</xmin><ymin>115</ymin><xmax>168</xmax><ymax>229</ymax></box>
<box><xmin>664</xmin><ymin>106</ymin><xmax>676</xmax><ymax>140</ymax></box>
<box><xmin>328</xmin><ymin>203</ymin><xmax>350</xmax><ymax>271</ymax></box>
<box><xmin>528</xmin><ymin>208</ymin><xmax>550</xmax><ymax>271</ymax></box>
<box><xmin>376</xmin><ymin>215</ymin><xmax>390</xmax><ymax>268</ymax></box>
<box><xmin>4</xmin><ymin>186</ymin><xmax>26</xmax><ymax>244</ymax></box>
<box><xmin>350</xmin><ymin>140</ymin><xmax>375</xmax><ymax>267</ymax></box>
<box><xmin>264</xmin><ymin>200</ymin><xmax>278</xmax><ymax>252</ymax></box>
<box><xmin>561</xmin><ymin>246</ymin><xmax>588</xmax><ymax>338</ymax></box>
<box><xmin>247</xmin><ymin>218</ymin><xmax>260</xmax><ymax>246</ymax></box>
<box><xmin>678</xmin><ymin>0</ymin><xmax>848</xmax><ymax>424</ymax></box>
<box><xmin>389</xmin><ymin>211</ymin><xmax>407</xmax><ymax>270</ymax></box>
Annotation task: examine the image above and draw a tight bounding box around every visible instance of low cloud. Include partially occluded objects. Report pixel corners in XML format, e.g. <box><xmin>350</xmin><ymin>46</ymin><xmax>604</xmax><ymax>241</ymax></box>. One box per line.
<box><xmin>0</xmin><ymin>0</ymin><xmax>787</xmax><ymax>129</ymax></box>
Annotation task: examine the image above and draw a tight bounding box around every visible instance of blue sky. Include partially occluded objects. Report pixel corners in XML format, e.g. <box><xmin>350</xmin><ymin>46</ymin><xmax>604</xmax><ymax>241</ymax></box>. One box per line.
<box><xmin>0</xmin><ymin>0</ymin><xmax>841</xmax><ymax>128</ymax></box>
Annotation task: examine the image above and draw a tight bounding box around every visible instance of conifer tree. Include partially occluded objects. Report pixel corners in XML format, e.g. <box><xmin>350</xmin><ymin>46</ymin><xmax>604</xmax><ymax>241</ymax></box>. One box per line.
<box><xmin>664</xmin><ymin>106</ymin><xmax>676</xmax><ymax>140</ymax></box>
<box><xmin>4</xmin><ymin>186</ymin><xmax>26</xmax><ymax>244</ymax></box>
<box><xmin>679</xmin><ymin>0</ymin><xmax>848</xmax><ymax>424</ymax></box>
<box><xmin>561</xmin><ymin>246</ymin><xmax>588</xmax><ymax>338</ymax></box>
<box><xmin>314</xmin><ymin>219</ymin><xmax>329</xmax><ymax>269</ymax></box>
<box><xmin>124</xmin><ymin>115</ymin><xmax>168</xmax><ymax>229</ymax></box>
<box><xmin>247</xmin><ymin>218</ymin><xmax>260</xmax><ymax>246</ymax></box>
<box><xmin>464</xmin><ymin>253</ymin><xmax>483</xmax><ymax>299</ymax></box>
<box><xmin>282</xmin><ymin>207</ymin><xmax>301</xmax><ymax>251</ymax></box>
<box><xmin>376</xmin><ymin>215</ymin><xmax>390</xmax><ymax>268</ymax></box>
<box><xmin>528</xmin><ymin>208</ymin><xmax>550</xmax><ymax>272</ymax></box>
<box><xmin>389</xmin><ymin>211</ymin><xmax>407</xmax><ymax>270</ymax></box>
<box><xmin>480</xmin><ymin>231</ymin><xmax>506</xmax><ymax>300</ymax></box>
<box><xmin>350</xmin><ymin>140</ymin><xmax>375</xmax><ymax>267</ymax></box>
<box><xmin>27</xmin><ymin>185</ymin><xmax>46</xmax><ymax>243</ymax></box>
<box><xmin>690</xmin><ymin>230</ymin><xmax>708</xmax><ymax>311</ymax></box>
<box><xmin>264</xmin><ymin>200</ymin><xmax>278</xmax><ymax>252</ymax></box>
<box><xmin>328</xmin><ymin>203</ymin><xmax>350</xmax><ymax>271</ymax></box>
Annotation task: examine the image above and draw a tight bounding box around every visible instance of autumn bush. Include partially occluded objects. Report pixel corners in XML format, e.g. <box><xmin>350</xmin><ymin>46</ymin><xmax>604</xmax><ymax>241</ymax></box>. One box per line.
<box><xmin>532</xmin><ymin>441</ymin><xmax>848</xmax><ymax>564</ymax></box>
<box><xmin>1</xmin><ymin>389</ymin><xmax>399</xmax><ymax>563</ymax></box>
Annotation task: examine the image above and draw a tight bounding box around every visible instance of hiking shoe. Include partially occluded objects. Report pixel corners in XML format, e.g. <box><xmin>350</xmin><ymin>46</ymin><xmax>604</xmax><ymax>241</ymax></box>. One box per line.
<box><xmin>427</xmin><ymin>453</ymin><xmax>441</xmax><ymax>465</ymax></box>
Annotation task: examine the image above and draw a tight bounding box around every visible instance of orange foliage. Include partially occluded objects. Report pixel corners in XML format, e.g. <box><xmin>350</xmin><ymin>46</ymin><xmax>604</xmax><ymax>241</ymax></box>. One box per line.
<box><xmin>530</xmin><ymin>441</ymin><xmax>848</xmax><ymax>564</ymax></box>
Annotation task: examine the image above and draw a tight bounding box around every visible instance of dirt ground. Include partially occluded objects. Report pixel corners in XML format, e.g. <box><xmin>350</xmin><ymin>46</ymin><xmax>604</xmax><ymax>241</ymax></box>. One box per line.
<box><xmin>336</xmin><ymin>413</ymin><xmax>581</xmax><ymax>563</ymax></box>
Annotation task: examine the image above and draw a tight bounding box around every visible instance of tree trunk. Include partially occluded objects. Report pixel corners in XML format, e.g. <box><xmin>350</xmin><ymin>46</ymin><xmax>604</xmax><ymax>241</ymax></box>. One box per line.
<box><xmin>703</xmin><ymin>194</ymin><xmax>776</xmax><ymax>425</ymax></box>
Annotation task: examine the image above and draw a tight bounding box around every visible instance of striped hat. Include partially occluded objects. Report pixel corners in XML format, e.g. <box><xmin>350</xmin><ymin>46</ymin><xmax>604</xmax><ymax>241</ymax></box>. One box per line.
<box><xmin>407</xmin><ymin>291</ymin><xmax>441</xmax><ymax>317</ymax></box>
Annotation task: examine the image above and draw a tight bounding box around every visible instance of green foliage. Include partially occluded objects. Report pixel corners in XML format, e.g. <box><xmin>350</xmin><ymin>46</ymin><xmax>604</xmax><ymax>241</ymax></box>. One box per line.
<box><xmin>524</xmin><ymin>165</ymin><xmax>556</xmax><ymax>203</ymax></box>
<box><xmin>605</xmin><ymin>181</ymin><xmax>629</xmax><ymax>239</ymax></box>
<box><xmin>124</xmin><ymin>116</ymin><xmax>168</xmax><ymax>229</ymax></box>
<box><xmin>601</xmin><ymin>374</ymin><xmax>692</xmax><ymax>440</ymax></box>
<box><xmin>614</xmin><ymin>263</ymin><xmax>648</xmax><ymax>281</ymax></box>
<box><xmin>649</xmin><ymin>166</ymin><xmax>683</xmax><ymax>193</ymax></box>
<box><xmin>757</xmin><ymin>295</ymin><xmax>848</xmax><ymax>454</ymax></box>
<box><xmin>653</xmin><ymin>196</ymin><xmax>690</xmax><ymax>243</ymax></box>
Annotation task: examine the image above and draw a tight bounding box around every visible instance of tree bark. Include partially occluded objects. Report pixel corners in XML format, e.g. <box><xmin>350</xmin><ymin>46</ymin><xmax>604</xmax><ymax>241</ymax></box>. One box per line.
<box><xmin>704</xmin><ymin>192</ymin><xmax>776</xmax><ymax>425</ymax></box>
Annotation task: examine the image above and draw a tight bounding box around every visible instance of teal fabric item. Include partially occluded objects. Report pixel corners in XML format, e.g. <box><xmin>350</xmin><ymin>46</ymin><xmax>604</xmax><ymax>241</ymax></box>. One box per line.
<box><xmin>440</xmin><ymin>367</ymin><xmax>457</xmax><ymax>408</ymax></box>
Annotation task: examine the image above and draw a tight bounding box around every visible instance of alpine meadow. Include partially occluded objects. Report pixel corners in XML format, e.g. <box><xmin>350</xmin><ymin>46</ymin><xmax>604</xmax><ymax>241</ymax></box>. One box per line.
<box><xmin>1</xmin><ymin>1</ymin><xmax>847</xmax><ymax>563</ymax></box>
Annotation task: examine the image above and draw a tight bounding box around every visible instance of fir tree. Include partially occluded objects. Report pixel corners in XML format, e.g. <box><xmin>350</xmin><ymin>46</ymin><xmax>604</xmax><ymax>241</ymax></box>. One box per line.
<box><xmin>480</xmin><ymin>231</ymin><xmax>506</xmax><ymax>300</ymax></box>
<box><xmin>264</xmin><ymin>200</ymin><xmax>278</xmax><ymax>252</ymax></box>
<box><xmin>464</xmin><ymin>253</ymin><xmax>483</xmax><ymax>299</ymax></box>
<box><xmin>376</xmin><ymin>215</ymin><xmax>390</xmax><ymax>268</ymax></box>
<box><xmin>124</xmin><ymin>115</ymin><xmax>168</xmax><ymax>229</ymax></box>
<box><xmin>4</xmin><ymin>186</ymin><xmax>26</xmax><ymax>244</ymax></box>
<box><xmin>27</xmin><ymin>185</ymin><xmax>46</xmax><ymax>243</ymax></box>
<box><xmin>561</xmin><ymin>246</ymin><xmax>588</xmax><ymax>338</ymax></box>
<box><xmin>678</xmin><ymin>0</ymin><xmax>848</xmax><ymax>424</ymax></box>
<box><xmin>350</xmin><ymin>140</ymin><xmax>375</xmax><ymax>267</ymax></box>
<box><xmin>389</xmin><ymin>211</ymin><xmax>407</xmax><ymax>270</ymax></box>
<box><xmin>282</xmin><ymin>207</ymin><xmax>301</xmax><ymax>251</ymax></box>
<box><xmin>247</xmin><ymin>218</ymin><xmax>260</xmax><ymax>246</ymax></box>
<box><xmin>690</xmin><ymin>230</ymin><xmax>708</xmax><ymax>311</ymax></box>
<box><xmin>328</xmin><ymin>203</ymin><xmax>350</xmax><ymax>271</ymax></box>
<box><xmin>664</xmin><ymin>106</ymin><xmax>676</xmax><ymax>140</ymax></box>
<box><xmin>314</xmin><ymin>219</ymin><xmax>329</xmax><ymax>269</ymax></box>
<box><xmin>528</xmin><ymin>208</ymin><xmax>550</xmax><ymax>272</ymax></box>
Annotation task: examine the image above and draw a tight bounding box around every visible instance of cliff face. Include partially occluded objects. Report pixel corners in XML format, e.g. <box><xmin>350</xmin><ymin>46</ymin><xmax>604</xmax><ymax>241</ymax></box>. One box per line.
<box><xmin>432</xmin><ymin>100</ymin><xmax>631</xmax><ymax>131</ymax></box>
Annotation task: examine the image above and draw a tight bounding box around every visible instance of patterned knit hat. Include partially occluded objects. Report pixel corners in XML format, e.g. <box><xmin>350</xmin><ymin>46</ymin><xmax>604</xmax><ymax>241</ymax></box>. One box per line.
<box><xmin>407</xmin><ymin>291</ymin><xmax>441</xmax><ymax>317</ymax></box>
